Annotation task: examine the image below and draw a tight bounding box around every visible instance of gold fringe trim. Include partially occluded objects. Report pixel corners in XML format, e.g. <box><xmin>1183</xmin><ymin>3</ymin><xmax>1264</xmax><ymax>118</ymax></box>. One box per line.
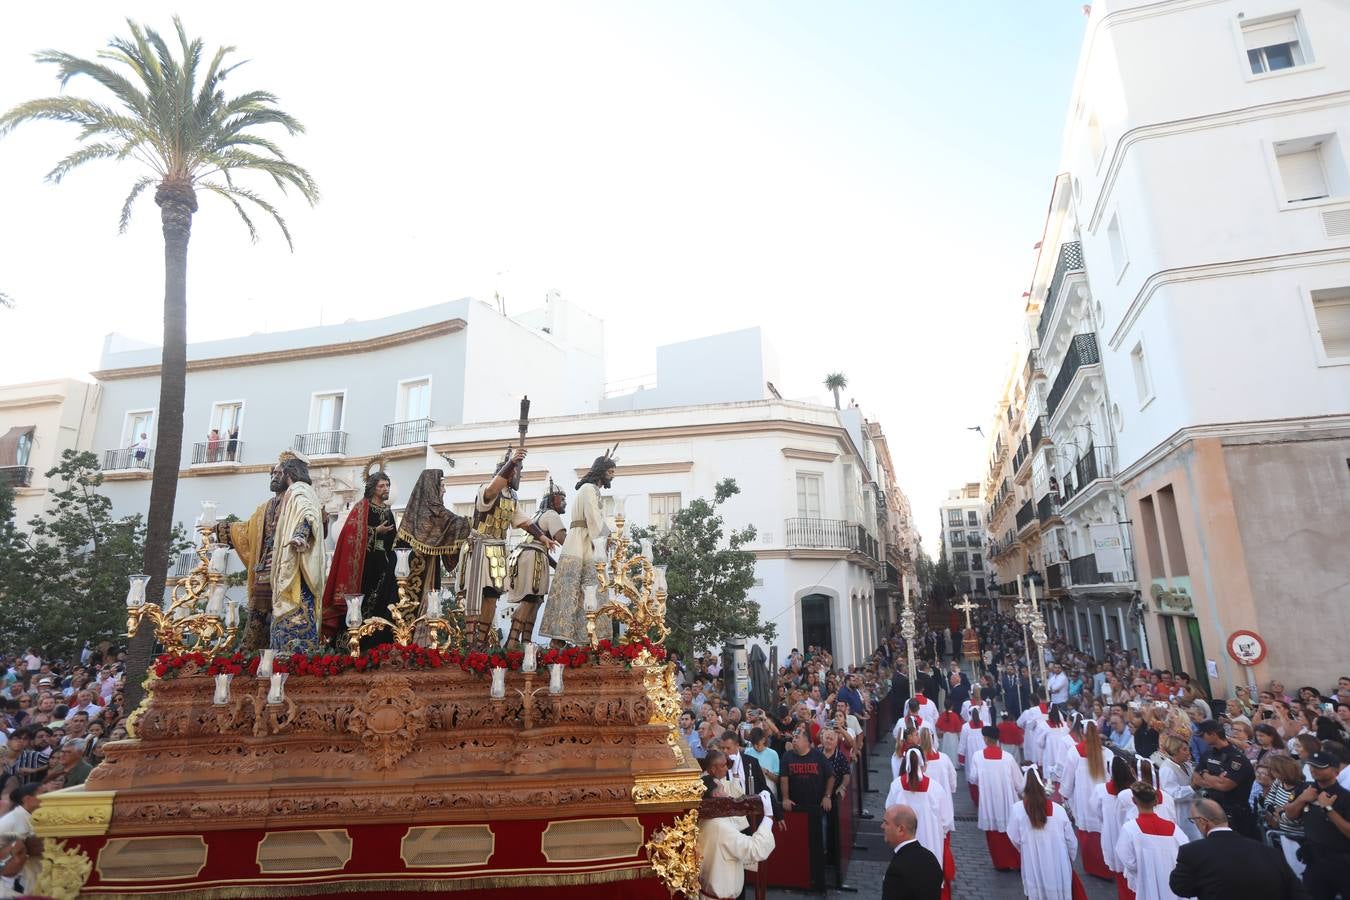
<box><xmin>395</xmin><ymin>531</ymin><xmax>462</xmax><ymax>557</ymax></box>
<box><xmin>82</xmin><ymin>865</ymin><xmax>653</xmax><ymax>898</ymax></box>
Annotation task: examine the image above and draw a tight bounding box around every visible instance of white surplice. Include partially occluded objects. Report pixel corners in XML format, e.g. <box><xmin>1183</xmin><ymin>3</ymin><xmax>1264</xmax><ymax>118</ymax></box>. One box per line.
<box><xmin>1116</xmin><ymin>787</ymin><xmax>1177</xmax><ymax>826</ymax></box>
<box><xmin>1115</xmin><ymin>814</ymin><xmax>1188</xmax><ymax>900</ymax></box>
<box><xmin>1157</xmin><ymin>758</ymin><xmax>1201</xmax><ymax>841</ymax></box>
<box><xmin>1018</xmin><ymin>705</ymin><xmax>1047</xmax><ymax>764</ymax></box>
<box><xmin>959</xmin><ymin>722</ymin><xmax>984</xmax><ymax>768</ymax></box>
<box><xmin>1096</xmin><ymin>783</ymin><xmax>1127</xmax><ymax>872</ymax></box>
<box><xmin>1060</xmin><ymin>745</ymin><xmax>1113</xmax><ymax>831</ymax></box>
<box><xmin>1007</xmin><ymin>800</ymin><xmax>1078</xmax><ymax>900</ymax></box>
<box><xmin>1037</xmin><ymin>724</ymin><xmax>1070</xmax><ymax>782</ymax></box>
<box><xmin>961</xmin><ymin>699</ymin><xmax>992</xmax><ymax>724</ymax></box>
<box><xmin>969</xmin><ymin>746</ymin><xmax>1023</xmax><ymax>832</ymax></box>
<box><xmin>885</xmin><ymin>776</ymin><xmax>953</xmax><ymax>866</ymax></box>
<box><xmin>696</xmin><ymin>813</ymin><xmax>776</xmax><ymax>899</ymax></box>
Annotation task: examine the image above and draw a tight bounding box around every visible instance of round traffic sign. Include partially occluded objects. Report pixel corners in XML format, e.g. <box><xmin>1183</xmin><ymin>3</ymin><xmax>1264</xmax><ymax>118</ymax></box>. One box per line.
<box><xmin>1226</xmin><ymin>630</ymin><xmax>1266</xmax><ymax>666</ymax></box>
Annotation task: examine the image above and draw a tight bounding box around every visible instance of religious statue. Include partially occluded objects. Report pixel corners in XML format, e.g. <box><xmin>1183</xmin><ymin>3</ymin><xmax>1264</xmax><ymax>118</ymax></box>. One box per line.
<box><xmin>955</xmin><ymin>595</ymin><xmax>982</xmax><ymax>661</ymax></box>
<box><xmin>393</xmin><ymin>468</ymin><xmax>472</xmax><ymax>641</ymax></box>
<box><xmin>539</xmin><ymin>447</ymin><xmax>617</xmax><ymax>647</ymax></box>
<box><xmin>216</xmin><ymin>452</ymin><xmax>326</xmax><ymax>653</ymax></box>
<box><xmin>460</xmin><ymin>447</ymin><xmax>557</xmax><ymax>647</ymax></box>
<box><xmin>503</xmin><ymin>479</ymin><xmax>568</xmax><ymax>650</ymax></box>
<box><xmin>320</xmin><ymin>462</ymin><xmax>398</xmax><ymax>644</ymax></box>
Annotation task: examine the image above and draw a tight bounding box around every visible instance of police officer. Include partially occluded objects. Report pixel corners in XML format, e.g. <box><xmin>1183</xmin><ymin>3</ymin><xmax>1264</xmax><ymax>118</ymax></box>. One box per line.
<box><xmin>1287</xmin><ymin>750</ymin><xmax>1350</xmax><ymax>900</ymax></box>
<box><xmin>1191</xmin><ymin>719</ymin><xmax>1256</xmax><ymax>837</ymax></box>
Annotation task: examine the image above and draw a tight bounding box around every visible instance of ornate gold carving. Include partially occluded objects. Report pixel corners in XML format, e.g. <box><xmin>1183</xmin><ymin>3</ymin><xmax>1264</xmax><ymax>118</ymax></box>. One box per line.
<box><xmin>127</xmin><ymin>525</ymin><xmax>238</xmax><ymax>655</ymax></box>
<box><xmin>32</xmin><ymin>838</ymin><xmax>93</xmax><ymax>900</ymax></box>
<box><xmin>31</xmin><ymin>787</ymin><xmax>116</xmax><ymax>837</ymax></box>
<box><xmin>347</xmin><ymin>674</ymin><xmax>427</xmax><ymax>769</ymax></box>
<box><xmin>587</xmin><ymin>515</ymin><xmax>670</xmax><ymax>648</ymax></box>
<box><xmin>346</xmin><ymin>574</ymin><xmax>463</xmax><ymax>657</ymax></box>
<box><xmin>632</xmin><ymin>774</ymin><xmax>706</xmax><ymax>806</ymax></box>
<box><xmin>645</xmin><ymin>809</ymin><xmax>701</xmax><ymax>897</ymax></box>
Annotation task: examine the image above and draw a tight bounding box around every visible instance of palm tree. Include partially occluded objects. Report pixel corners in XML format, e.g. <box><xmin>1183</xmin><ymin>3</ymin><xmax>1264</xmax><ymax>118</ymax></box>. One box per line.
<box><xmin>824</xmin><ymin>372</ymin><xmax>848</xmax><ymax>410</ymax></box>
<box><xmin>1</xmin><ymin>18</ymin><xmax>317</xmax><ymax>707</ymax></box>
<box><xmin>0</xmin><ymin>292</ymin><xmax>12</xmax><ymax>308</ymax></box>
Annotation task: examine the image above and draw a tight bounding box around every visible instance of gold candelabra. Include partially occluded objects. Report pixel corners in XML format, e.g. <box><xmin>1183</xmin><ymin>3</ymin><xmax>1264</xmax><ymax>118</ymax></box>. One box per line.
<box><xmin>126</xmin><ymin>510</ymin><xmax>239</xmax><ymax>656</ymax></box>
<box><xmin>585</xmin><ymin>512</ymin><xmax>670</xmax><ymax>649</ymax></box>
<box><xmin>345</xmin><ymin>549</ymin><xmax>465</xmax><ymax>656</ymax></box>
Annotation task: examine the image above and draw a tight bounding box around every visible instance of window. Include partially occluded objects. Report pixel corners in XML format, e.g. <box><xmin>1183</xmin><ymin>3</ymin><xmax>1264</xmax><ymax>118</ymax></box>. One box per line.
<box><xmin>975</xmin><ymin>578</ymin><xmax>986</xmax><ymax>593</ymax></box>
<box><xmin>953</xmin><ymin>551</ymin><xmax>968</xmax><ymax>571</ymax></box>
<box><xmin>1242</xmin><ymin>14</ymin><xmax>1307</xmax><ymax>75</ymax></box>
<box><xmin>398</xmin><ymin>377</ymin><xmax>431</xmax><ymax>422</ymax></box>
<box><xmin>15</xmin><ymin>430</ymin><xmax>33</xmax><ymax>468</ymax></box>
<box><xmin>949</xmin><ymin>531</ymin><xmax>966</xmax><ymax>547</ymax></box>
<box><xmin>211</xmin><ymin>401</ymin><xmax>244</xmax><ymax>435</ymax></box>
<box><xmin>1130</xmin><ymin>341</ymin><xmax>1154</xmax><ymax>405</ymax></box>
<box><xmin>1309</xmin><ymin>287</ymin><xmax>1350</xmax><ymax>362</ymax></box>
<box><xmin>967</xmin><ymin>510</ymin><xmax>979</xmax><ymax>526</ymax></box>
<box><xmin>311</xmin><ymin>391</ymin><xmax>346</xmax><ymax>432</ymax></box>
<box><xmin>971</xmin><ymin>553</ymin><xmax>983</xmax><ymax>570</ymax></box>
<box><xmin>649</xmin><ymin>493</ymin><xmax>682</xmax><ymax>531</ymax></box>
<box><xmin>122</xmin><ymin>409</ymin><xmax>154</xmax><ymax>448</ymax></box>
<box><xmin>1106</xmin><ymin>212</ymin><xmax>1128</xmax><ymax>280</ymax></box>
<box><xmin>1276</xmin><ymin>140</ymin><xmax>1329</xmax><ymax>202</ymax></box>
<box><xmin>796</xmin><ymin>473</ymin><xmax>823</xmax><ymax>519</ymax></box>
<box><xmin>947</xmin><ymin>510</ymin><xmax>963</xmax><ymax>527</ymax></box>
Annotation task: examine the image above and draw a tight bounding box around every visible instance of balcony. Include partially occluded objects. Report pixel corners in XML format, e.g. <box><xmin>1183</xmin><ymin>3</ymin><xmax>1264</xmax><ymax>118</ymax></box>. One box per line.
<box><xmin>191</xmin><ymin>440</ymin><xmax>245</xmax><ymax>466</ymax></box>
<box><xmin>1012</xmin><ymin>438</ymin><xmax>1031</xmax><ymax>476</ymax></box>
<box><xmin>1036</xmin><ymin>493</ymin><xmax>1061</xmax><ymax>523</ymax></box>
<box><xmin>382</xmin><ymin>418</ymin><xmax>432</xmax><ymax>449</ymax></box>
<box><xmin>169</xmin><ymin>549</ymin><xmax>199</xmax><ymax>578</ymax></box>
<box><xmin>784</xmin><ymin>517</ymin><xmax>879</xmax><ymax>562</ymax></box>
<box><xmin>103</xmin><ymin>448</ymin><xmax>154</xmax><ymax>472</ymax></box>
<box><xmin>1029</xmin><ymin>415</ymin><xmax>1049</xmax><ymax>448</ymax></box>
<box><xmin>1046</xmin><ymin>562</ymin><xmax>1066</xmax><ymax>590</ymax></box>
<box><xmin>293</xmin><ymin>431</ymin><xmax>348</xmax><ymax>457</ymax></box>
<box><xmin>1068</xmin><ymin>551</ymin><xmax>1133</xmax><ymax>587</ymax></box>
<box><xmin>1061</xmin><ymin>444</ymin><xmax>1116</xmax><ymax>504</ymax></box>
<box><xmin>1047</xmin><ymin>332</ymin><xmax>1100</xmax><ymax>418</ymax></box>
<box><xmin>1015</xmin><ymin>500</ymin><xmax>1037</xmax><ymax>532</ymax></box>
<box><xmin>1036</xmin><ymin>241</ymin><xmax>1085</xmax><ymax>345</ymax></box>
<box><xmin>0</xmin><ymin>466</ymin><xmax>33</xmax><ymax>488</ymax></box>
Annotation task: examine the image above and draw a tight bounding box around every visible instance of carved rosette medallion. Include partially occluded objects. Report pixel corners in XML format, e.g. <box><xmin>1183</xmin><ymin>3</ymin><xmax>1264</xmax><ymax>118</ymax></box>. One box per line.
<box><xmin>644</xmin><ymin>809</ymin><xmax>700</xmax><ymax>897</ymax></box>
<box><xmin>347</xmin><ymin>675</ymin><xmax>427</xmax><ymax>770</ymax></box>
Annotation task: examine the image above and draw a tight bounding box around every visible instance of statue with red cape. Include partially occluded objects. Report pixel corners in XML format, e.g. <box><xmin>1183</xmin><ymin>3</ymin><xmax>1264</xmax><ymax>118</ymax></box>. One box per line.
<box><xmin>320</xmin><ymin>463</ymin><xmax>400</xmax><ymax>646</ymax></box>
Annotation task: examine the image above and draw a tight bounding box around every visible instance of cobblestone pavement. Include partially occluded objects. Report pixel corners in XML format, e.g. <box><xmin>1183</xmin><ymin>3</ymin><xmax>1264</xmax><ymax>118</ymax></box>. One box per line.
<box><xmin>766</xmin><ymin>719</ymin><xmax>1117</xmax><ymax>899</ymax></box>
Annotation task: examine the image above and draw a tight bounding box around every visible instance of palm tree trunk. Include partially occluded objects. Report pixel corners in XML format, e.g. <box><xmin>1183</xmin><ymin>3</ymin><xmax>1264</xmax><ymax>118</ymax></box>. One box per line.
<box><xmin>123</xmin><ymin>182</ymin><xmax>196</xmax><ymax>711</ymax></box>
<box><xmin>832</xmin><ymin>387</ymin><xmax>841</xmax><ymax>410</ymax></box>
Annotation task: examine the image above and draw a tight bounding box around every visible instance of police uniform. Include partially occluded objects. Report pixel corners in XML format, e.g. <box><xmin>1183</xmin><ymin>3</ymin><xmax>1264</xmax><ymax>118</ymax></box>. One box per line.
<box><xmin>1299</xmin><ymin>777</ymin><xmax>1350</xmax><ymax>900</ymax></box>
<box><xmin>1198</xmin><ymin>741</ymin><xmax>1256</xmax><ymax>836</ymax></box>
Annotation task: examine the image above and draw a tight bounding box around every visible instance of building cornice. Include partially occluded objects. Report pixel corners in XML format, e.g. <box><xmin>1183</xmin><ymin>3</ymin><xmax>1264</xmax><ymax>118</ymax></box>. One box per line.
<box><xmin>91</xmin><ymin>319</ymin><xmax>467</xmax><ymax>381</ymax></box>
<box><xmin>1116</xmin><ymin>414</ymin><xmax>1350</xmax><ymax>484</ymax></box>
<box><xmin>100</xmin><ymin>446</ymin><xmax>429</xmax><ymax>481</ymax></box>
<box><xmin>570</xmin><ymin>462</ymin><xmax>694</xmax><ymax>478</ymax></box>
<box><xmin>781</xmin><ymin>447</ymin><xmax>838</xmax><ymax>463</ymax></box>
<box><xmin>753</xmin><ymin>548</ymin><xmax>881</xmax><ymax>571</ymax></box>
<box><xmin>1106</xmin><ymin>246</ymin><xmax>1350</xmax><ymax>350</ymax></box>
<box><xmin>0</xmin><ymin>393</ymin><xmax>67</xmax><ymax>409</ymax></box>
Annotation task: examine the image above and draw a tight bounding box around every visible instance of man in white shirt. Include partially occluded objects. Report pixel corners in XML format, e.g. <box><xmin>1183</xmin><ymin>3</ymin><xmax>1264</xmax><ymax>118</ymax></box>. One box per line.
<box><xmin>0</xmin><ymin>784</ymin><xmax>42</xmax><ymax>894</ymax></box>
<box><xmin>1046</xmin><ymin>663</ymin><xmax>1069</xmax><ymax>709</ymax></box>
<box><xmin>695</xmin><ymin>783</ymin><xmax>775</xmax><ymax>900</ymax></box>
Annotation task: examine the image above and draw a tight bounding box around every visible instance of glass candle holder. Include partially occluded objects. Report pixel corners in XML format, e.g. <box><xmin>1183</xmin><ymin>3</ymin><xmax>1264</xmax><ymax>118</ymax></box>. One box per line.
<box><xmin>426</xmin><ymin>590</ymin><xmax>443</xmax><ymax>619</ymax></box>
<box><xmin>267</xmin><ymin>672</ymin><xmax>288</xmax><ymax>705</ymax></box>
<box><xmin>125</xmin><ymin>574</ymin><xmax>149</xmax><ymax>608</ymax></box>
<box><xmin>225</xmin><ymin>599</ymin><xmax>242</xmax><ymax>629</ymax></box>
<box><xmin>583</xmin><ymin>584</ymin><xmax>599</xmax><ymax>613</ymax></box>
<box><xmin>198</xmin><ymin>500</ymin><xmax>218</xmax><ymax>528</ymax></box>
<box><xmin>257</xmin><ymin>650</ymin><xmax>276</xmax><ymax>679</ymax></box>
<box><xmin>344</xmin><ymin>594</ymin><xmax>364</xmax><ymax>628</ymax></box>
<box><xmin>522</xmin><ymin>643</ymin><xmax>537</xmax><ymax>673</ymax></box>
<box><xmin>490</xmin><ymin>667</ymin><xmax>506</xmax><ymax>699</ymax></box>
<box><xmin>653</xmin><ymin>565</ymin><xmax>668</xmax><ymax>594</ymax></box>
<box><xmin>205</xmin><ymin>583</ymin><xmax>227</xmax><ymax>617</ymax></box>
<box><xmin>394</xmin><ymin>548</ymin><xmax>412</xmax><ymax>579</ymax></box>
<box><xmin>549</xmin><ymin>664</ymin><xmax>564</xmax><ymax>695</ymax></box>
<box><xmin>213</xmin><ymin>673</ymin><xmax>233</xmax><ymax>706</ymax></box>
<box><xmin>640</xmin><ymin>538</ymin><xmax>654</xmax><ymax>562</ymax></box>
<box><xmin>208</xmin><ymin>546</ymin><xmax>230</xmax><ymax>574</ymax></box>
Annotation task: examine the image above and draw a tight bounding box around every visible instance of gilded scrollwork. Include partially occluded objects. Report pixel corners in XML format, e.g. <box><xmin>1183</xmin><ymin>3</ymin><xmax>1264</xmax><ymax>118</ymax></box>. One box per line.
<box><xmin>32</xmin><ymin>838</ymin><xmax>94</xmax><ymax>900</ymax></box>
<box><xmin>645</xmin><ymin>809</ymin><xmax>701</xmax><ymax>897</ymax></box>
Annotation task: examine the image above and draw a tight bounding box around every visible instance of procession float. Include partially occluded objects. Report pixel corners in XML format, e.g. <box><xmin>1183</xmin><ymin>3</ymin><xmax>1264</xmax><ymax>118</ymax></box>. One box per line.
<box><xmin>31</xmin><ymin>413</ymin><xmax>710</xmax><ymax>899</ymax></box>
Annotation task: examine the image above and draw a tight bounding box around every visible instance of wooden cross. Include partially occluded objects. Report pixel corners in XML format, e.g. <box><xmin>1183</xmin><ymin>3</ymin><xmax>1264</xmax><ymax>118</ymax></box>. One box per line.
<box><xmin>954</xmin><ymin>595</ymin><xmax>979</xmax><ymax>630</ymax></box>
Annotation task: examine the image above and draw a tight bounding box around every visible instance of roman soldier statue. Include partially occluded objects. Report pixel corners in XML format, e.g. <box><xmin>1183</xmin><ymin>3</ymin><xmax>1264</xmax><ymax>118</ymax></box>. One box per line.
<box><xmin>459</xmin><ymin>448</ymin><xmax>558</xmax><ymax>647</ymax></box>
<box><xmin>216</xmin><ymin>451</ymin><xmax>326</xmax><ymax>653</ymax></box>
<box><xmin>504</xmin><ymin>479</ymin><xmax>567</xmax><ymax>650</ymax></box>
<box><xmin>539</xmin><ymin>447</ymin><xmax>617</xmax><ymax>647</ymax></box>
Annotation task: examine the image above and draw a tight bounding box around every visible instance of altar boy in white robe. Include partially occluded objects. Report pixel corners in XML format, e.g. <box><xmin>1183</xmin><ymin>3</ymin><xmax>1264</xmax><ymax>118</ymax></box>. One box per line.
<box><xmin>1007</xmin><ymin>765</ymin><xmax>1088</xmax><ymax>900</ymax></box>
<box><xmin>1114</xmin><ymin>781</ymin><xmax>1188</xmax><ymax>900</ymax></box>
<box><xmin>969</xmin><ymin>725</ymin><xmax>1024</xmax><ymax>872</ymax></box>
<box><xmin>886</xmin><ymin>748</ymin><xmax>956</xmax><ymax>900</ymax></box>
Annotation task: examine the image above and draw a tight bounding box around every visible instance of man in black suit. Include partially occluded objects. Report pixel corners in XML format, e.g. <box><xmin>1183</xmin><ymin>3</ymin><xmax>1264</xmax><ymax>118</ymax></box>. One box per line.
<box><xmin>881</xmin><ymin>803</ymin><xmax>943</xmax><ymax>900</ymax></box>
<box><xmin>719</xmin><ymin>732</ymin><xmax>772</xmax><ymax>800</ymax></box>
<box><xmin>1168</xmin><ymin>799</ymin><xmax>1304</xmax><ymax>900</ymax></box>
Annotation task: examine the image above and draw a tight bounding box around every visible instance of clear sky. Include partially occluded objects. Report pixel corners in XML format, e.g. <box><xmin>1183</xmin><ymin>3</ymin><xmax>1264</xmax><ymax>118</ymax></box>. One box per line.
<box><xmin>0</xmin><ymin>2</ymin><xmax>1087</xmax><ymax>550</ymax></box>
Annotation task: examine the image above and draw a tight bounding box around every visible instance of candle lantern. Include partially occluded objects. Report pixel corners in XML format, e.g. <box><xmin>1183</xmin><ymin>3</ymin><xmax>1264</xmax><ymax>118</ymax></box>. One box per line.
<box><xmin>267</xmin><ymin>672</ymin><xmax>288</xmax><ymax>705</ymax></box>
<box><xmin>225</xmin><ymin>599</ymin><xmax>242</xmax><ymax>629</ymax></box>
<box><xmin>639</xmin><ymin>538</ymin><xmax>654</xmax><ymax>562</ymax></box>
<box><xmin>198</xmin><ymin>500</ymin><xmax>218</xmax><ymax>528</ymax></box>
<box><xmin>549</xmin><ymin>663</ymin><xmax>565</xmax><ymax>694</ymax></box>
<box><xmin>208</xmin><ymin>546</ymin><xmax>230</xmax><ymax>574</ymax></box>
<box><xmin>490</xmin><ymin>667</ymin><xmax>507</xmax><ymax>699</ymax></box>
<box><xmin>652</xmin><ymin>565</ymin><xmax>668</xmax><ymax>594</ymax></box>
<box><xmin>213</xmin><ymin>673</ymin><xmax>233</xmax><ymax>706</ymax></box>
<box><xmin>425</xmin><ymin>590</ymin><xmax>443</xmax><ymax>619</ymax></box>
<box><xmin>125</xmin><ymin>574</ymin><xmax>150</xmax><ymax>608</ymax></box>
<box><xmin>205</xmin><ymin>584</ymin><xmax>228</xmax><ymax>617</ymax></box>
<box><xmin>394</xmin><ymin>548</ymin><xmax>412</xmax><ymax>579</ymax></box>
<box><xmin>257</xmin><ymin>650</ymin><xmax>276</xmax><ymax>679</ymax></box>
<box><xmin>583</xmin><ymin>584</ymin><xmax>599</xmax><ymax>613</ymax></box>
<box><xmin>522</xmin><ymin>643</ymin><xmax>537</xmax><ymax>673</ymax></box>
<box><xmin>344</xmin><ymin>594</ymin><xmax>364</xmax><ymax>629</ymax></box>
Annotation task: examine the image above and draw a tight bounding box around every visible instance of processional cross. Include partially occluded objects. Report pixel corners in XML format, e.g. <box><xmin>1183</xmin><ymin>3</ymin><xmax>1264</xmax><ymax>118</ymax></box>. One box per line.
<box><xmin>954</xmin><ymin>595</ymin><xmax>979</xmax><ymax>630</ymax></box>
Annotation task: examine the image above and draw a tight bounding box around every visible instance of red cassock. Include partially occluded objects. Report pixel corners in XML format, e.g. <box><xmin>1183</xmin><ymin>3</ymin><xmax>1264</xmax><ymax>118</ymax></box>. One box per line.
<box><xmin>1079</xmin><ymin>828</ymin><xmax>1112</xmax><ymax>880</ymax></box>
<box><xmin>985</xmin><ymin>829</ymin><xmax>1021</xmax><ymax>871</ymax></box>
<box><xmin>320</xmin><ymin>497</ymin><xmax>372</xmax><ymax>640</ymax></box>
<box><xmin>942</xmin><ymin>833</ymin><xmax>956</xmax><ymax>900</ymax></box>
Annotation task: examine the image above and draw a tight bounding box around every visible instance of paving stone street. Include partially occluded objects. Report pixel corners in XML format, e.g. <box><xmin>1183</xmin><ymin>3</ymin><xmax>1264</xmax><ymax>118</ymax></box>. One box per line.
<box><xmin>765</xmin><ymin>724</ymin><xmax>1117</xmax><ymax>899</ymax></box>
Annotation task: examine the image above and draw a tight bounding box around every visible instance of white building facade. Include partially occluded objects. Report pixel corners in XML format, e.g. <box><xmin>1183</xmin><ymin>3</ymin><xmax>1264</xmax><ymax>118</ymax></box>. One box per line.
<box><xmin>1017</xmin><ymin>0</ymin><xmax>1350</xmax><ymax>693</ymax></box>
<box><xmin>938</xmin><ymin>484</ymin><xmax>990</xmax><ymax>600</ymax></box>
<box><xmin>0</xmin><ymin>378</ymin><xmax>101</xmax><ymax>524</ymax></box>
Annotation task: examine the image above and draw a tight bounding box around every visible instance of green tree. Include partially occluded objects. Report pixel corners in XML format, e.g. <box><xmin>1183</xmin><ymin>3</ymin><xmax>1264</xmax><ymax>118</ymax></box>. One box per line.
<box><xmin>824</xmin><ymin>372</ymin><xmax>848</xmax><ymax>410</ymax></box>
<box><xmin>634</xmin><ymin>479</ymin><xmax>775</xmax><ymax>660</ymax></box>
<box><xmin>0</xmin><ymin>451</ymin><xmax>188</xmax><ymax>659</ymax></box>
<box><xmin>1</xmin><ymin>18</ymin><xmax>317</xmax><ymax>704</ymax></box>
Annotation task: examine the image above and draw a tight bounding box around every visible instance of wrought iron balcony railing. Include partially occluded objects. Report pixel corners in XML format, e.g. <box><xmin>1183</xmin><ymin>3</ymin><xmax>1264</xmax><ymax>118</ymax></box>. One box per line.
<box><xmin>191</xmin><ymin>440</ymin><xmax>245</xmax><ymax>465</ymax></box>
<box><xmin>1047</xmin><ymin>332</ymin><xmax>1100</xmax><ymax>418</ymax></box>
<box><xmin>784</xmin><ymin>517</ymin><xmax>879</xmax><ymax>561</ymax></box>
<box><xmin>1015</xmin><ymin>500</ymin><xmax>1037</xmax><ymax>531</ymax></box>
<box><xmin>103</xmin><ymin>448</ymin><xmax>154</xmax><ymax>471</ymax></box>
<box><xmin>1037</xmin><ymin>494</ymin><xmax>1060</xmax><ymax>522</ymax></box>
<box><xmin>293</xmin><ymin>431</ymin><xmax>348</xmax><ymax>456</ymax></box>
<box><xmin>1037</xmin><ymin>241</ymin><xmax>1085</xmax><ymax>345</ymax></box>
<box><xmin>1061</xmin><ymin>445</ymin><xmax>1116</xmax><ymax>501</ymax></box>
<box><xmin>382</xmin><ymin>418</ymin><xmax>433</xmax><ymax>448</ymax></box>
<box><xmin>0</xmin><ymin>466</ymin><xmax>32</xmax><ymax>488</ymax></box>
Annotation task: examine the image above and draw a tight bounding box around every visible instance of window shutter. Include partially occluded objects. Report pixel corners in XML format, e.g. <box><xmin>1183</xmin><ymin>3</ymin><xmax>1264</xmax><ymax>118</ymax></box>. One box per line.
<box><xmin>1312</xmin><ymin>289</ymin><xmax>1350</xmax><ymax>359</ymax></box>
<box><xmin>1278</xmin><ymin>148</ymin><xmax>1329</xmax><ymax>201</ymax></box>
<box><xmin>1242</xmin><ymin>17</ymin><xmax>1299</xmax><ymax>50</ymax></box>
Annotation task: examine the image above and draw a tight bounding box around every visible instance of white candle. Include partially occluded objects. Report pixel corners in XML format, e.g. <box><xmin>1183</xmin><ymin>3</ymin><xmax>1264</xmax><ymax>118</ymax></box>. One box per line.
<box><xmin>125</xmin><ymin>574</ymin><xmax>149</xmax><ymax>608</ymax></box>
<box><xmin>257</xmin><ymin>650</ymin><xmax>276</xmax><ymax>679</ymax></box>
<box><xmin>652</xmin><ymin>565</ymin><xmax>668</xmax><ymax>594</ymax></box>
<box><xmin>1029</xmin><ymin>578</ymin><xmax>1038</xmax><ymax>609</ymax></box>
<box><xmin>583</xmin><ymin>584</ymin><xmax>599</xmax><ymax>613</ymax></box>
<box><xmin>549</xmin><ymin>663</ymin><xmax>564</xmax><ymax>695</ymax></box>
<box><xmin>208</xmin><ymin>546</ymin><xmax>230</xmax><ymax>574</ymax></box>
<box><xmin>225</xmin><ymin>599</ymin><xmax>241</xmax><ymax>629</ymax></box>
<box><xmin>394</xmin><ymin>548</ymin><xmax>412</xmax><ymax>579</ymax></box>
<box><xmin>902</xmin><ymin>573</ymin><xmax>911</xmax><ymax>603</ymax></box>
<box><xmin>1017</xmin><ymin>576</ymin><xmax>1024</xmax><ymax>599</ymax></box>
<box><xmin>490</xmin><ymin>667</ymin><xmax>506</xmax><ymax>699</ymax></box>
<box><xmin>213</xmin><ymin>673</ymin><xmax>233</xmax><ymax>706</ymax></box>
<box><xmin>205</xmin><ymin>584</ymin><xmax>227</xmax><ymax>617</ymax></box>
<box><xmin>198</xmin><ymin>500</ymin><xmax>218</xmax><ymax>527</ymax></box>
<box><xmin>522</xmin><ymin>643</ymin><xmax>537</xmax><ymax>673</ymax></box>
<box><xmin>344</xmin><ymin>594</ymin><xmax>364</xmax><ymax>628</ymax></box>
<box><xmin>267</xmin><ymin>672</ymin><xmax>287</xmax><ymax>705</ymax></box>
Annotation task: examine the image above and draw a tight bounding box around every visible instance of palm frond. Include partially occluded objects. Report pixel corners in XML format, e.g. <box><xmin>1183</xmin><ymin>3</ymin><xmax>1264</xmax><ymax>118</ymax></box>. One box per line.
<box><xmin>199</xmin><ymin>181</ymin><xmax>293</xmax><ymax>249</ymax></box>
<box><xmin>197</xmin><ymin>182</ymin><xmax>258</xmax><ymax>243</ymax></box>
<box><xmin>118</xmin><ymin>176</ymin><xmax>156</xmax><ymax>232</ymax></box>
<box><xmin>45</xmin><ymin>141</ymin><xmax>121</xmax><ymax>182</ymax></box>
<box><xmin>0</xmin><ymin>291</ymin><xmax>13</xmax><ymax>309</ymax></box>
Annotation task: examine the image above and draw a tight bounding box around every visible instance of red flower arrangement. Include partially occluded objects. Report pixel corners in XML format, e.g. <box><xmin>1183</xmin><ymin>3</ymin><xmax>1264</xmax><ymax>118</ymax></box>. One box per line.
<box><xmin>151</xmin><ymin>638</ymin><xmax>665</xmax><ymax>681</ymax></box>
